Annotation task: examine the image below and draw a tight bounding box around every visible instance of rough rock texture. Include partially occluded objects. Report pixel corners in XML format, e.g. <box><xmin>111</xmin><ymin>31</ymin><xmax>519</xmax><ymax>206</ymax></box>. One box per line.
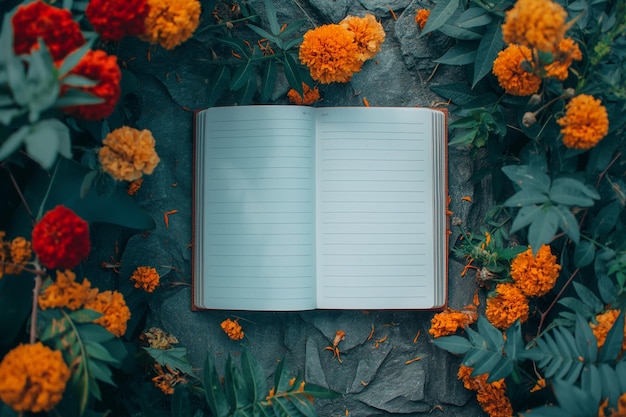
<box><xmin>102</xmin><ymin>0</ymin><xmax>492</xmax><ymax>415</ymax></box>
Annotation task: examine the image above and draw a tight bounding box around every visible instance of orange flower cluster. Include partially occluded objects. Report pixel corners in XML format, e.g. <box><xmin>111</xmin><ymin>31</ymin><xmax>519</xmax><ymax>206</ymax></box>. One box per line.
<box><xmin>590</xmin><ymin>309</ymin><xmax>626</xmax><ymax>351</ymax></box>
<box><xmin>220</xmin><ymin>318</ymin><xmax>244</xmax><ymax>341</ymax></box>
<box><xmin>141</xmin><ymin>0</ymin><xmax>201</xmax><ymax>50</ymax></box>
<box><xmin>501</xmin><ymin>0</ymin><xmax>567</xmax><ymax>53</ymax></box>
<box><xmin>485</xmin><ymin>283</ymin><xmax>529</xmax><ymax>330</ymax></box>
<box><xmin>0</xmin><ymin>342</ymin><xmax>70</xmax><ymax>413</ymax></box>
<box><xmin>299</xmin><ymin>14</ymin><xmax>385</xmax><ymax>84</ymax></box>
<box><xmin>557</xmin><ymin>94</ymin><xmax>609</xmax><ymax>150</ymax></box>
<box><xmin>99</xmin><ymin>126</ymin><xmax>160</xmax><ymax>181</ymax></box>
<box><xmin>510</xmin><ymin>245</ymin><xmax>561</xmax><ymax>297</ymax></box>
<box><xmin>152</xmin><ymin>363</ymin><xmax>187</xmax><ymax>395</ymax></box>
<box><xmin>86</xmin><ymin>0</ymin><xmax>149</xmax><ymax>41</ymax></box>
<box><xmin>0</xmin><ymin>232</ymin><xmax>32</xmax><ymax>278</ymax></box>
<box><xmin>142</xmin><ymin>327</ymin><xmax>179</xmax><ymax>349</ymax></box>
<box><xmin>130</xmin><ymin>266</ymin><xmax>160</xmax><ymax>292</ymax></box>
<box><xmin>599</xmin><ymin>393</ymin><xmax>626</xmax><ymax>417</ymax></box>
<box><xmin>31</xmin><ymin>205</ymin><xmax>91</xmax><ymax>270</ymax></box>
<box><xmin>493</xmin><ymin>0</ymin><xmax>582</xmax><ymax>96</ymax></box>
<box><xmin>37</xmin><ymin>269</ymin><xmax>131</xmax><ymax>337</ymax></box>
<box><xmin>287</xmin><ymin>83</ymin><xmax>321</xmax><ymax>105</ymax></box>
<box><xmin>11</xmin><ymin>1</ymin><xmax>85</xmax><ymax>62</ymax></box>
<box><xmin>429</xmin><ymin>305</ymin><xmax>478</xmax><ymax>338</ymax></box>
<box><xmin>458</xmin><ymin>365</ymin><xmax>513</xmax><ymax>417</ymax></box>
<box><xmin>415</xmin><ymin>9</ymin><xmax>431</xmax><ymax>30</ymax></box>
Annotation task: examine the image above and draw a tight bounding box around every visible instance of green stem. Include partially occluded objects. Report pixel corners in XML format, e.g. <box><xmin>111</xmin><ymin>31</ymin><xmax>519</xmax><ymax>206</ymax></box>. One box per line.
<box><xmin>60</xmin><ymin>309</ymin><xmax>90</xmax><ymax>415</ymax></box>
<box><xmin>36</xmin><ymin>158</ymin><xmax>61</xmax><ymax>220</ymax></box>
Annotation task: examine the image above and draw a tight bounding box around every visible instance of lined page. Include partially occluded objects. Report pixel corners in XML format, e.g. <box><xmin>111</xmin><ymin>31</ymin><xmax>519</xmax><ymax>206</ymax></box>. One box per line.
<box><xmin>198</xmin><ymin>106</ymin><xmax>317</xmax><ymax>310</ymax></box>
<box><xmin>315</xmin><ymin>107</ymin><xmax>437</xmax><ymax>309</ymax></box>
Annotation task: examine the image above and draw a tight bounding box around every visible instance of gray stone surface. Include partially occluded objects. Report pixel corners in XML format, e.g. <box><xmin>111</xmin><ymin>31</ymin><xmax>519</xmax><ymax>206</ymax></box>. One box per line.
<box><xmin>105</xmin><ymin>0</ymin><xmax>492</xmax><ymax>415</ymax></box>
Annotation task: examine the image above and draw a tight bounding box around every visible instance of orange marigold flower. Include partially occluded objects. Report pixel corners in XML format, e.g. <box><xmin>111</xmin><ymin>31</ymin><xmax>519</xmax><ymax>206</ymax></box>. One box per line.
<box><xmin>299</xmin><ymin>24</ymin><xmax>363</xmax><ymax>84</ymax></box>
<box><xmin>11</xmin><ymin>1</ymin><xmax>85</xmax><ymax>62</ymax></box>
<box><xmin>458</xmin><ymin>365</ymin><xmax>513</xmax><ymax>417</ymax></box>
<box><xmin>31</xmin><ymin>205</ymin><xmax>91</xmax><ymax>270</ymax></box>
<box><xmin>485</xmin><ymin>283</ymin><xmax>529</xmax><ymax>330</ymax></box>
<box><xmin>501</xmin><ymin>0</ymin><xmax>567</xmax><ymax>52</ymax></box>
<box><xmin>141</xmin><ymin>0</ymin><xmax>201</xmax><ymax>50</ymax></box>
<box><xmin>510</xmin><ymin>245</ymin><xmax>561</xmax><ymax>297</ymax></box>
<box><xmin>590</xmin><ymin>309</ymin><xmax>626</xmax><ymax>351</ymax></box>
<box><xmin>492</xmin><ymin>44</ymin><xmax>542</xmax><ymax>96</ymax></box>
<box><xmin>38</xmin><ymin>269</ymin><xmax>93</xmax><ymax>310</ymax></box>
<box><xmin>86</xmin><ymin>0</ymin><xmax>150</xmax><ymax>41</ymax></box>
<box><xmin>287</xmin><ymin>83</ymin><xmax>321</xmax><ymax>105</ymax></box>
<box><xmin>339</xmin><ymin>14</ymin><xmax>385</xmax><ymax>62</ymax></box>
<box><xmin>415</xmin><ymin>9</ymin><xmax>430</xmax><ymax>30</ymax></box>
<box><xmin>60</xmin><ymin>50</ymin><xmax>122</xmax><ymax>120</ymax></box>
<box><xmin>99</xmin><ymin>126</ymin><xmax>160</xmax><ymax>181</ymax></box>
<box><xmin>429</xmin><ymin>306</ymin><xmax>478</xmax><ymax>338</ymax></box>
<box><xmin>84</xmin><ymin>290</ymin><xmax>131</xmax><ymax>337</ymax></box>
<box><xmin>557</xmin><ymin>94</ymin><xmax>609</xmax><ymax>150</ymax></box>
<box><xmin>220</xmin><ymin>318</ymin><xmax>244</xmax><ymax>341</ymax></box>
<box><xmin>0</xmin><ymin>235</ymin><xmax>32</xmax><ymax>277</ymax></box>
<box><xmin>0</xmin><ymin>342</ymin><xmax>70</xmax><ymax>413</ymax></box>
<box><xmin>130</xmin><ymin>266</ymin><xmax>160</xmax><ymax>292</ymax></box>
<box><xmin>544</xmin><ymin>38</ymin><xmax>582</xmax><ymax>80</ymax></box>
<box><xmin>152</xmin><ymin>363</ymin><xmax>187</xmax><ymax>395</ymax></box>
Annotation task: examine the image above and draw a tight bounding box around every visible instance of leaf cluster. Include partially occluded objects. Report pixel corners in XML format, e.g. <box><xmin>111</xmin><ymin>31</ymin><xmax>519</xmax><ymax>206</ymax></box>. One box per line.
<box><xmin>202</xmin><ymin>0</ymin><xmax>313</xmax><ymax>106</ymax></box>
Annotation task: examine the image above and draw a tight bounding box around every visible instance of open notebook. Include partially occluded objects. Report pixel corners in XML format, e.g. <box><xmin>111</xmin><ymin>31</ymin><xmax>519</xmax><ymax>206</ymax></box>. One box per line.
<box><xmin>193</xmin><ymin>106</ymin><xmax>448</xmax><ymax>311</ymax></box>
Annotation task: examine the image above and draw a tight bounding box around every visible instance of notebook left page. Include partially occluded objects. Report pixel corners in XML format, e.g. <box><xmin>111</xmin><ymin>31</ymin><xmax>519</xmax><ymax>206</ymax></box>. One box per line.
<box><xmin>194</xmin><ymin>106</ymin><xmax>317</xmax><ymax>310</ymax></box>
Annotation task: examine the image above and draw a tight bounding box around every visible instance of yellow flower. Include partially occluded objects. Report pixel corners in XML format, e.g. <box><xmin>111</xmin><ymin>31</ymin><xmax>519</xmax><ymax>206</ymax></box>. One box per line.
<box><xmin>415</xmin><ymin>9</ymin><xmax>430</xmax><ymax>30</ymax></box>
<box><xmin>590</xmin><ymin>309</ymin><xmax>626</xmax><ymax>351</ymax></box>
<box><xmin>458</xmin><ymin>365</ymin><xmax>513</xmax><ymax>417</ymax></box>
<box><xmin>142</xmin><ymin>327</ymin><xmax>179</xmax><ymax>349</ymax></box>
<box><xmin>299</xmin><ymin>24</ymin><xmax>363</xmax><ymax>84</ymax></box>
<box><xmin>485</xmin><ymin>283</ymin><xmax>529</xmax><ymax>329</ymax></box>
<box><xmin>141</xmin><ymin>0</ymin><xmax>201</xmax><ymax>49</ymax></box>
<box><xmin>0</xmin><ymin>342</ymin><xmax>70</xmax><ymax>413</ymax></box>
<box><xmin>339</xmin><ymin>14</ymin><xmax>385</xmax><ymax>61</ymax></box>
<box><xmin>545</xmin><ymin>38</ymin><xmax>582</xmax><ymax>80</ymax></box>
<box><xmin>492</xmin><ymin>44</ymin><xmax>542</xmax><ymax>96</ymax></box>
<box><xmin>429</xmin><ymin>306</ymin><xmax>478</xmax><ymax>338</ymax></box>
<box><xmin>287</xmin><ymin>83</ymin><xmax>321</xmax><ymax>105</ymax></box>
<box><xmin>557</xmin><ymin>94</ymin><xmax>609</xmax><ymax>150</ymax></box>
<box><xmin>501</xmin><ymin>0</ymin><xmax>567</xmax><ymax>52</ymax></box>
<box><xmin>0</xmin><ymin>233</ymin><xmax>32</xmax><ymax>277</ymax></box>
<box><xmin>130</xmin><ymin>266</ymin><xmax>160</xmax><ymax>292</ymax></box>
<box><xmin>220</xmin><ymin>318</ymin><xmax>244</xmax><ymax>341</ymax></box>
<box><xmin>99</xmin><ymin>126</ymin><xmax>160</xmax><ymax>181</ymax></box>
<box><xmin>38</xmin><ymin>269</ymin><xmax>93</xmax><ymax>310</ymax></box>
<box><xmin>84</xmin><ymin>290</ymin><xmax>131</xmax><ymax>337</ymax></box>
<box><xmin>510</xmin><ymin>245</ymin><xmax>561</xmax><ymax>297</ymax></box>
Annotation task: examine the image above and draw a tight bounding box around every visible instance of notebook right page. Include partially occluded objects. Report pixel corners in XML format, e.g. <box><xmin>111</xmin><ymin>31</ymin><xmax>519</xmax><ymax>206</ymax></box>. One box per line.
<box><xmin>315</xmin><ymin>107</ymin><xmax>441</xmax><ymax>309</ymax></box>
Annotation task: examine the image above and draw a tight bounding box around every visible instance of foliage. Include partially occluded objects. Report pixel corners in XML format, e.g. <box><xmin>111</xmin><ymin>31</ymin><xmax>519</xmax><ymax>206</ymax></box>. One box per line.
<box><xmin>428</xmin><ymin>0</ymin><xmax>626</xmax><ymax>414</ymax></box>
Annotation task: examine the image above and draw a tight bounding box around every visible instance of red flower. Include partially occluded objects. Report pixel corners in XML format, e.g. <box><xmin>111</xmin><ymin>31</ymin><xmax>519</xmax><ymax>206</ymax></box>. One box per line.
<box><xmin>12</xmin><ymin>1</ymin><xmax>85</xmax><ymax>62</ymax></box>
<box><xmin>60</xmin><ymin>50</ymin><xmax>122</xmax><ymax>120</ymax></box>
<box><xmin>86</xmin><ymin>0</ymin><xmax>149</xmax><ymax>41</ymax></box>
<box><xmin>31</xmin><ymin>206</ymin><xmax>91</xmax><ymax>270</ymax></box>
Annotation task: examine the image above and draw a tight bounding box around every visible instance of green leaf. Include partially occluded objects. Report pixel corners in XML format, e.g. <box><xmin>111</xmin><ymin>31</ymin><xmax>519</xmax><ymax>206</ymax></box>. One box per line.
<box><xmin>224</xmin><ymin>356</ymin><xmax>248</xmax><ymax>410</ymax></box>
<box><xmin>171</xmin><ymin>385</ymin><xmax>193</xmax><ymax>417</ymax></box>
<box><xmin>298</xmin><ymin>382</ymin><xmax>339</xmax><ymax>399</ymax></box>
<box><xmin>592</xmin><ymin>201</ymin><xmax>621</xmax><ymax>240</ymax></box>
<box><xmin>144</xmin><ymin>347</ymin><xmax>194</xmax><ymax>375</ymax></box>
<box><xmin>455</xmin><ymin>7</ymin><xmax>493</xmax><ymax>28</ymax></box>
<box><xmin>88</xmin><ymin>358</ymin><xmax>116</xmax><ymax>385</ymax></box>
<box><xmin>430</xmin><ymin>83</ymin><xmax>480</xmax><ymax>105</ymax></box>
<box><xmin>85</xmin><ymin>340</ymin><xmax>121</xmax><ymax>365</ymax></box>
<box><xmin>597</xmin><ymin>275</ymin><xmax>616</xmax><ymax>305</ymax></box>
<box><xmin>575</xmin><ymin>314</ymin><xmax>598</xmax><ymax>362</ymax></box>
<box><xmin>573</xmin><ymin>282</ymin><xmax>604</xmax><ymax>314</ymax></box>
<box><xmin>264</xmin><ymin>0</ymin><xmax>281</xmax><ymax>36</ymax></box>
<box><xmin>273</xmin><ymin>360</ymin><xmax>289</xmax><ymax>392</ymax></box>
<box><xmin>488</xmin><ymin>357</ymin><xmax>514</xmax><ymax>382</ymax></box>
<box><xmin>282</xmin><ymin>53</ymin><xmax>303</xmax><ymax>97</ymax></box>
<box><xmin>599</xmin><ymin>311</ymin><xmax>624</xmax><ymax>362</ymax></box>
<box><xmin>448</xmin><ymin>126</ymin><xmax>479</xmax><ymax>146</ymax></box>
<box><xmin>68</xmin><ymin>308</ymin><xmax>103</xmax><ymax>324</ymax></box>
<box><xmin>241</xmin><ymin>350</ymin><xmax>268</xmax><ymax>402</ymax></box>
<box><xmin>236</xmin><ymin>76</ymin><xmax>257</xmax><ymax>105</ymax></box>
<box><xmin>433</xmin><ymin>335</ymin><xmax>473</xmax><ymax>354</ymax></box>
<box><xmin>260</xmin><ymin>59</ymin><xmax>278</xmax><ymax>103</ymax></box>
<box><xmin>559</xmin><ymin>297</ymin><xmax>594</xmax><ymax>318</ymax></box>
<box><xmin>573</xmin><ymin>241</ymin><xmax>596</xmax><ymax>268</ymax></box>
<box><xmin>421</xmin><ymin>0</ymin><xmax>460</xmax><ymax>36</ymax></box>
<box><xmin>58</xmin><ymin>41</ymin><xmax>93</xmax><ymax>77</ymax></box>
<box><xmin>528</xmin><ymin>207</ymin><xmax>559</xmax><ymax>251</ymax></box>
<box><xmin>501</xmin><ymin>165</ymin><xmax>551</xmax><ymax>193</ymax></box>
<box><xmin>60</xmin><ymin>74</ymin><xmax>99</xmax><ymax>88</ymax></box>
<box><xmin>217</xmin><ymin>37</ymin><xmax>251</xmax><ymax>59</ymax></box>
<box><xmin>503</xmin><ymin>189</ymin><xmax>549</xmax><ymax>207</ymax></box>
<box><xmin>477</xmin><ymin>315</ymin><xmax>503</xmax><ymax>351</ymax></box>
<box><xmin>23</xmin><ymin>119</ymin><xmax>71</xmax><ymax>168</ymax></box>
<box><xmin>230</xmin><ymin>59</ymin><xmax>255</xmax><ymax>91</ymax></box>
<box><xmin>203</xmin><ymin>355</ymin><xmax>229</xmax><ymax>417</ymax></box>
<box><xmin>552</xmin><ymin>379</ymin><xmax>599</xmax><ymax>416</ymax></box>
<box><xmin>472</xmin><ymin>22</ymin><xmax>503</xmax><ymax>87</ymax></box>
<box><xmin>0</xmin><ymin>125</ymin><xmax>29</xmax><ymax>161</ymax></box>
<box><xmin>76</xmin><ymin>323</ymin><xmax>115</xmax><ymax>343</ymax></box>
<box><xmin>550</xmin><ymin>177</ymin><xmax>599</xmax><ymax>207</ymax></box>
<box><xmin>207</xmin><ymin>65</ymin><xmax>231</xmax><ymax>107</ymax></box>
<box><xmin>80</xmin><ymin>170</ymin><xmax>98</xmax><ymax>199</ymax></box>
<box><xmin>434</xmin><ymin>42</ymin><xmax>478</xmax><ymax>65</ymax></box>
<box><xmin>54</xmin><ymin>89</ymin><xmax>104</xmax><ymax>107</ymax></box>
<box><xmin>247</xmin><ymin>24</ymin><xmax>281</xmax><ymax>46</ymax></box>
<box><xmin>503</xmin><ymin>321</ymin><xmax>524</xmax><ymax>361</ymax></box>
<box><xmin>510</xmin><ymin>204</ymin><xmax>541</xmax><ymax>233</ymax></box>
<box><xmin>598</xmin><ymin>364</ymin><xmax>621</xmax><ymax>410</ymax></box>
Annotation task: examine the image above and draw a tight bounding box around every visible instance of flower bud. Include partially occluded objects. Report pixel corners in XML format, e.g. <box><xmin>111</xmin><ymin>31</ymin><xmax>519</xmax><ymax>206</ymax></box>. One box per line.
<box><xmin>563</xmin><ymin>88</ymin><xmax>575</xmax><ymax>99</ymax></box>
<box><xmin>522</xmin><ymin>112</ymin><xmax>537</xmax><ymax>127</ymax></box>
<box><xmin>527</xmin><ymin>94</ymin><xmax>542</xmax><ymax>106</ymax></box>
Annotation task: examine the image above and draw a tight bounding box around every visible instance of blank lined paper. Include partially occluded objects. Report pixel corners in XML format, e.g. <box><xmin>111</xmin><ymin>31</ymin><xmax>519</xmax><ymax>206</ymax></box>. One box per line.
<box><xmin>200</xmin><ymin>107</ymin><xmax>317</xmax><ymax>310</ymax></box>
<box><xmin>315</xmin><ymin>108</ymin><xmax>435</xmax><ymax>309</ymax></box>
